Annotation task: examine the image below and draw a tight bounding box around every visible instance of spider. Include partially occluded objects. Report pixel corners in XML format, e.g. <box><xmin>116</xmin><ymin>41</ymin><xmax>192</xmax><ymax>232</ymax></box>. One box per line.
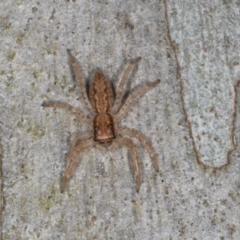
<box><xmin>42</xmin><ymin>50</ymin><xmax>160</xmax><ymax>193</ymax></box>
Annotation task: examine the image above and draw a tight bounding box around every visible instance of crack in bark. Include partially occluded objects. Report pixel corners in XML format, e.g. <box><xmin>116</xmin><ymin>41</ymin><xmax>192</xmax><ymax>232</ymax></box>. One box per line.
<box><xmin>164</xmin><ymin>0</ymin><xmax>237</xmax><ymax>170</ymax></box>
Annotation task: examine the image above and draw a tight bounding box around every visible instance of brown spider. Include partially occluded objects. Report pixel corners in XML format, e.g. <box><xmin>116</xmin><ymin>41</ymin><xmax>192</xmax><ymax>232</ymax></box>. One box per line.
<box><xmin>42</xmin><ymin>50</ymin><xmax>160</xmax><ymax>193</ymax></box>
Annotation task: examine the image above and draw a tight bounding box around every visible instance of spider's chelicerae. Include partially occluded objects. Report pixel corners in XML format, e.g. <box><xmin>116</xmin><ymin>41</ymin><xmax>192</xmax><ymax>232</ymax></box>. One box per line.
<box><xmin>42</xmin><ymin>50</ymin><xmax>160</xmax><ymax>193</ymax></box>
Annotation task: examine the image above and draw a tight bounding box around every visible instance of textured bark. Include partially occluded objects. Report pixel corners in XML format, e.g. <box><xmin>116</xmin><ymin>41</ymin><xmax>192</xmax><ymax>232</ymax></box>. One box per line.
<box><xmin>0</xmin><ymin>0</ymin><xmax>240</xmax><ymax>239</ymax></box>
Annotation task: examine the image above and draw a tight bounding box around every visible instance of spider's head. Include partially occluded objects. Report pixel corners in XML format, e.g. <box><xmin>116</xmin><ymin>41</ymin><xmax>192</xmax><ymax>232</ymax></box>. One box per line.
<box><xmin>93</xmin><ymin>113</ymin><xmax>115</xmax><ymax>143</ymax></box>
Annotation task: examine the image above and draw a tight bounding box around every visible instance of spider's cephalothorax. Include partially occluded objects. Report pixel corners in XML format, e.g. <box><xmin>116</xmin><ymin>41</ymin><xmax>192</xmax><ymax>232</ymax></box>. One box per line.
<box><xmin>42</xmin><ymin>50</ymin><xmax>160</xmax><ymax>193</ymax></box>
<box><xmin>93</xmin><ymin>113</ymin><xmax>115</xmax><ymax>143</ymax></box>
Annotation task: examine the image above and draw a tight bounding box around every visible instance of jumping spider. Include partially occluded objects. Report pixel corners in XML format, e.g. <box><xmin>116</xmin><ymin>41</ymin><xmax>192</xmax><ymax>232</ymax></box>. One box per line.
<box><xmin>42</xmin><ymin>50</ymin><xmax>160</xmax><ymax>192</ymax></box>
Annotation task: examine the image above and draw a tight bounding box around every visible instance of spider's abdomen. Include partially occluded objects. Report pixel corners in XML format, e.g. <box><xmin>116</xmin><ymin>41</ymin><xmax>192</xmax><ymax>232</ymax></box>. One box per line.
<box><xmin>90</xmin><ymin>71</ymin><xmax>113</xmax><ymax>113</ymax></box>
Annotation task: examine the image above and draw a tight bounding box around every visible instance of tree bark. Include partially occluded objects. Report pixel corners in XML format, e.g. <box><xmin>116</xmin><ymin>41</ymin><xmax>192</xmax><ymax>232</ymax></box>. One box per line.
<box><xmin>0</xmin><ymin>0</ymin><xmax>240</xmax><ymax>239</ymax></box>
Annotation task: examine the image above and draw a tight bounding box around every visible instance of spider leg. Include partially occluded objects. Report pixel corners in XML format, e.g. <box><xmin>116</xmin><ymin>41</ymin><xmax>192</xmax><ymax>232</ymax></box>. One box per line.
<box><xmin>116</xmin><ymin>136</ymin><xmax>141</xmax><ymax>192</ymax></box>
<box><xmin>61</xmin><ymin>138</ymin><xmax>94</xmax><ymax>193</ymax></box>
<box><xmin>42</xmin><ymin>101</ymin><xmax>90</xmax><ymax>124</ymax></box>
<box><xmin>115</xmin><ymin>79</ymin><xmax>160</xmax><ymax>121</ymax></box>
<box><xmin>67</xmin><ymin>50</ymin><xmax>93</xmax><ymax>113</ymax></box>
<box><xmin>69</xmin><ymin>132</ymin><xmax>92</xmax><ymax>150</ymax></box>
<box><xmin>111</xmin><ymin>57</ymin><xmax>141</xmax><ymax>113</ymax></box>
<box><xmin>121</xmin><ymin>128</ymin><xmax>159</xmax><ymax>172</ymax></box>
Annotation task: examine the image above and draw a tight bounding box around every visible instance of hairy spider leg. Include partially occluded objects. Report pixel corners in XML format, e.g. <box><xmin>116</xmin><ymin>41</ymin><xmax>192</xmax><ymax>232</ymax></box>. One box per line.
<box><xmin>116</xmin><ymin>136</ymin><xmax>141</xmax><ymax>192</ymax></box>
<box><xmin>67</xmin><ymin>50</ymin><xmax>93</xmax><ymax>113</ymax></box>
<box><xmin>61</xmin><ymin>138</ymin><xmax>94</xmax><ymax>193</ymax></box>
<box><xmin>115</xmin><ymin>79</ymin><xmax>160</xmax><ymax>121</ymax></box>
<box><xmin>112</xmin><ymin>57</ymin><xmax>141</xmax><ymax>114</ymax></box>
<box><xmin>42</xmin><ymin>101</ymin><xmax>90</xmax><ymax>123</ymax></box>
<box><xmin>121</xmin><ymin>128</ymin><xmax>159</xmax><ymax>172</ymax></box>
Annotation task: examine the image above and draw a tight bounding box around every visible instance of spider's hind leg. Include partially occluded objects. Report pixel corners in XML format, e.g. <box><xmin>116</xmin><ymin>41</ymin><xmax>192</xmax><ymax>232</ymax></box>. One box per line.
<box><xmin>67</xmin><ymin>50</ymin><xmax>93</xmax><ymax>113</ymax></box>
<box><xmin>115</xmin><ymin>79</ymin><xmax>160</xmax><ymax>121</ymax></box>
<box><xmin>111</xmin><ymin>57</ymin><xmax>141</xmax><ymax>114</ymax></box>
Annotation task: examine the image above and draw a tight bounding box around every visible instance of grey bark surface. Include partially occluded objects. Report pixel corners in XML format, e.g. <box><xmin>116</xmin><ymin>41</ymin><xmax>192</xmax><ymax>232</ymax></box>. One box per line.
<box><xmin>0</xmin><ymin>0</ymin><xmax>240</xmax><ymax>239</ymax></box>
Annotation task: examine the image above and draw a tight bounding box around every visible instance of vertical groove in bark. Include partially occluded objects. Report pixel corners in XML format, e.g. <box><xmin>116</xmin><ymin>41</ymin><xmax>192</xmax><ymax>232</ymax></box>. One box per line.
<box><xmin>164</xmin><ymin>0</ymin><xmax>237</xmax><ymax>170</ymax></box>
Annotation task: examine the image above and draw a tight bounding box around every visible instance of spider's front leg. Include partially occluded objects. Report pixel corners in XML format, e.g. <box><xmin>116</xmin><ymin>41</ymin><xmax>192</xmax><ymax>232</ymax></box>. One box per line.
<box><xmin>121</xmin><ymin>128</ymin><xmax>159</xmax><ymax>172</ymax></box>
<box><xmin>61</xmin><ymin>137</ymin><xmax>94</xmax><ymax>193</ymax></box>
<box><xmin>68</xmin><ymin>132</ymin><xmax>93</xmax><ymax>150</ymax></box>
<box><xmin>116</xmin><ymin>136</ymin><xmax>141</xmax><ymax>192</ymax></box>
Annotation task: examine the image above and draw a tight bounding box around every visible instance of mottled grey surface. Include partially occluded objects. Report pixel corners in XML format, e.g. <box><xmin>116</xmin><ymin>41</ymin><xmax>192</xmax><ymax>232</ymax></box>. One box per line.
<box><xmin>0</xmin><ymin>0</ymin><xmax>240</xmax><ymax>239</ymax></box>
